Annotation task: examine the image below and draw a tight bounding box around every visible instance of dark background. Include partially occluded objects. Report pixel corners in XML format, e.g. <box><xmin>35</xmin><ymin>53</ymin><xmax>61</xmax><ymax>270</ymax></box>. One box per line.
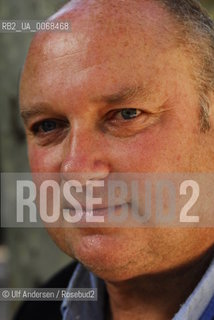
<box><xmin>0</xmin><ymin>0</ymin><xmax>214</xmax><ymax>319</ymax></box>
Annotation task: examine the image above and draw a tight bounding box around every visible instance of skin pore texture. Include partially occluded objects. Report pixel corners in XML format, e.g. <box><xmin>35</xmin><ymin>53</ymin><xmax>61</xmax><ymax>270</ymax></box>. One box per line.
<box><xmin>19</xmin><ymin>0</ymin><xmax>214</xmax><ymax>319</ymax></box>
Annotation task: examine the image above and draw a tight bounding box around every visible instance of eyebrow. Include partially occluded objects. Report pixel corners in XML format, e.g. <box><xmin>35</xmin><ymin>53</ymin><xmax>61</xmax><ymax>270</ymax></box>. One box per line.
<box><xmin>20</xmin><ymin>104</ymin><xmax>54</xmax><ymax>124</ymax></box>
<box><xmin>92</xmin><ymin>85</ymin><xmax>147</xmax><ymax>105</ymax></box>
<box><xmin>20</xmin><ymin>85</ymin><xmax>148</xmax><ymax>123</ymax></box>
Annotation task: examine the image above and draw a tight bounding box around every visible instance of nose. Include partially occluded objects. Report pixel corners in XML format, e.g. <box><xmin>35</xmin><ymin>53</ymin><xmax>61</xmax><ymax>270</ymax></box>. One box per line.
<box><xmin>60</xmin><ymin>123</ymin><xmax>111</xmax><ymax>184</ymax></box>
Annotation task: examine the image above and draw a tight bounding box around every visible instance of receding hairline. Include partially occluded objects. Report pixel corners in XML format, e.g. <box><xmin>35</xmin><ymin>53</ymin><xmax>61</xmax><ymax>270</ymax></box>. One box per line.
<box><xmin>28</xmin><ymin>0</ymin><xmax>182</xmax><ymax>70</ymax></box>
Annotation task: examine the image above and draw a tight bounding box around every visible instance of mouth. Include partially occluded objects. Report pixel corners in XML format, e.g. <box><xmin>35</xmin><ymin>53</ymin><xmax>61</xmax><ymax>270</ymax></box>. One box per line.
<box><xmin>62</xmin><ymin>203</ymin><xmax>129</xmax><ymax>226</ymax></box>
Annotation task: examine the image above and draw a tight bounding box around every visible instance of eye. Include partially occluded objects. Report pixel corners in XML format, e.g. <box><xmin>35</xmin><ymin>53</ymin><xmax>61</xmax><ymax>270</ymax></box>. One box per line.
<box><xmin>29</xmin><ymin>118</ymin><xmax>70</xmax><ymax>146</ymax></box>
<box><xmin>102</xmin><ymin>106</ymin><xmax>158</xmax><ymax>138</ymax></box>
<box><xmin>114</xmin><ymin>108</ymin><xmax>142</xmax><ymax>120</ymax></box>
<box><xmin>32</xmin><ymin>119</ymin><xmax>68</xmax><ymax>134</ymax></box>
<box><xmin>40</xmin><ymin>120</ymin><xmax>57</xmax><ymax>132</ymax></box>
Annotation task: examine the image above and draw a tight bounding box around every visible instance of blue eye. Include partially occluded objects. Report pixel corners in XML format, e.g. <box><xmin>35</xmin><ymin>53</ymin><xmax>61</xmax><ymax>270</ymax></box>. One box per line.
<box><xmin>31</xmin><ymin>118</ymin><xmax>69</xmax><ymax>137</ymax></box>
<box><xmin>115</xmin><ymin>109</ymin><xmax>142</xmax><ymax>120</ymax></box>
<box><xmin>40</xmin><ymin>120</ymin><xmax>57</xmax><ymax>132</ymax></box>
<box><xmin>121</xmin><ymin>109</ymin><xmax>138</xmax><ymax>119</ymax></box>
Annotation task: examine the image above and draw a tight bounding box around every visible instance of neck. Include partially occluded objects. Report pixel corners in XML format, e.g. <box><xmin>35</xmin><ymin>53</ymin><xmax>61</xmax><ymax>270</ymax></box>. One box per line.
<box><xmin>106</xmin><ymin>248</ymin><xmax>214</xmax><ymax>320</ymax></box>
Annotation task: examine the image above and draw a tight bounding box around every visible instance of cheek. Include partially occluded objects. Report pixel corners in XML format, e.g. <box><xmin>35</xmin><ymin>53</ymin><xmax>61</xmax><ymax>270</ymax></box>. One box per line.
<box><xmin>110</xmin><ymin>129</ymin><xmax>174</xmax><ymax>172</ymax></box>
<box><xmin>28</xmin><ymin>144</ymin><xmax>63</xmax><ymax>172</ymax></box>
<box><xmin>111</xmin><ymin>117</ymin><xmax>196</xmax><ymax>172</ymax></box>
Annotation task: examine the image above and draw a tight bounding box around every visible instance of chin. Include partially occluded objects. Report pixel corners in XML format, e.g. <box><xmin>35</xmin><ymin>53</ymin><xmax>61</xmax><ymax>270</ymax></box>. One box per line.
<box><xmin>48</xmin><ymin>227</ymin><xmax>160</xmax><ymax>281</ymax></box>
<box><xmin>64</xmin><ymin>228</ymin><xmax>168</xmax><ymax>281</ymax></box>
<box><xmin>52</xmin><ymin>227</ymin><xmax>142</xmax><ymax>281</ymax></box>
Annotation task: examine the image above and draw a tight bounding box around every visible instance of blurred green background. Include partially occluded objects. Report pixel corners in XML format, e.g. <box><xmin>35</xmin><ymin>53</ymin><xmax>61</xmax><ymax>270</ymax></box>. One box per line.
<box><xmin>0</xmin><ymin>0</ymin><xmax>214</xmax><ymax>319</ymax></box>
<box><xmin>202</xmin><ymin>0</ymin><xmax>214</xmax><ymax>16</ymax></box>
<box><xmin>0</xmin><ymin>2</ymin><xmax>70</xmax><ymax>320</ymax></box>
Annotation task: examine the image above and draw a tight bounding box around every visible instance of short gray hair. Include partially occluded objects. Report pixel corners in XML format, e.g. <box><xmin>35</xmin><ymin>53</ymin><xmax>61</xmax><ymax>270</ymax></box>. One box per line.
<box><xmin>156</xmin><ymin>0</ymin><xmax>214</xmax><ymax>132</ymax></box>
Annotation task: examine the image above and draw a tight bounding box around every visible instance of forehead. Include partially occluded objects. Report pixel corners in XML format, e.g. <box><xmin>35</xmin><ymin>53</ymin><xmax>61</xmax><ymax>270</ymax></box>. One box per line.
<box><xmin>20</xmin><ymin>0</ymin><xmax>187</xmax><ymax>106</ymax></box>
<box><xmin>24</xmin><ymin>0</ymin><xmax>176</xmax><ymax>64</ymax></box>
<box><xmin>28</xmin><ymin>2</ymin><xmax>174</xmax><ymax>54</ymax></box>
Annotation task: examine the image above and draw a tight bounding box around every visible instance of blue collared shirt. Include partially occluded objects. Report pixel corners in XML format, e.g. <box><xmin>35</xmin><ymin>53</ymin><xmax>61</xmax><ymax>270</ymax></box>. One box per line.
<box><xmin>61</xmin><ymin>259</ymin><xmax>214</xmax><ymax>320</ymax></box>
<box><xmin>61</xmin><ymin>263</ymin><xmax>108</xmax><ymax>320</ymax></box>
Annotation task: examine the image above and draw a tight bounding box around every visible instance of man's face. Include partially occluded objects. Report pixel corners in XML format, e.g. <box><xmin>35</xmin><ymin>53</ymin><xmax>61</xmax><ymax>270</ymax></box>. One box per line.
<box><xmin>20</xmin><ymin>1</ymin><xmax>214</xmax><ymax>281</ymax></box>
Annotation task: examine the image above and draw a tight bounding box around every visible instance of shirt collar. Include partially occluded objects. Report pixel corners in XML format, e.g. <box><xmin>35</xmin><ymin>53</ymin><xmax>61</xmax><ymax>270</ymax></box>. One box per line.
<box><xmin>61</xmin><ymin>262</ymin><xmax>108</xmax><ymax>320</ymax></box>
<box><xmin>173</xmin><ymin>258</ymin><xmax>214</xmax><ymax>320</ymax></box>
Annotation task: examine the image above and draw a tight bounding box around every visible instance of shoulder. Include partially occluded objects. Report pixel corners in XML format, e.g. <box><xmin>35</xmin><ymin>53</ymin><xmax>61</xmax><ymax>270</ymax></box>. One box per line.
<box><xmin>13</xmin><ymin>260</ymin><xmax>78</xmax><ymax>320</ymax></box>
